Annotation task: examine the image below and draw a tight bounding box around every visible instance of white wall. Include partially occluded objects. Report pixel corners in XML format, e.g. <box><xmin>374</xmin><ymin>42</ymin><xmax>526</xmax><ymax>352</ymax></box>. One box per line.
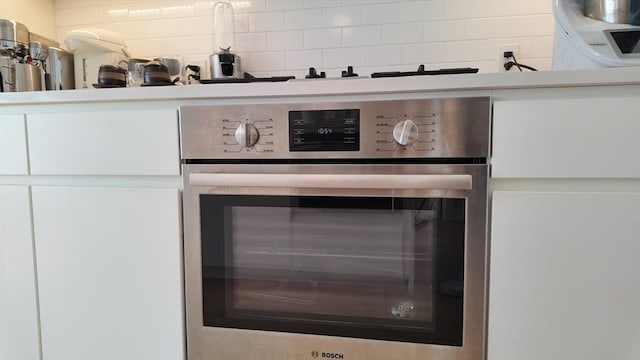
<box><xmin>53</xmin><ymin>0</ymin><xmax>554</xmax><ymax>78</ymax></box>
<box><xmin>1</xmin><ymin>0</ymin><xmax>57</xmax><ymax>41</ymax></box>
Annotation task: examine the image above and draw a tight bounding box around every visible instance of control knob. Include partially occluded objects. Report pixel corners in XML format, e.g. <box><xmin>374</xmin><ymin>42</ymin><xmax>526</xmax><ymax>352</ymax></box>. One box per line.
<box><xmin>393</xmin><ymin>120</ymin><xmax>419</xmax><ymax>145</ymax></box>
<box><xmin>235</xmin><ymin>123</ymin><xmax>260</xmax><ymax>147</ymax></box>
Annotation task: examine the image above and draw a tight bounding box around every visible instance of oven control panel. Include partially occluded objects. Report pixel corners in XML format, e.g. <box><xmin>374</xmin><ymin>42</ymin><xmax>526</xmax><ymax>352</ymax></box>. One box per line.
<box><xmin>376</xmin><ymin>115</ymin><xmax>438</xmax><ymax>152</ymax></box>
<box><xmin>179</xmin><ymin>97</ymin><xmax>490</xmax><ymax>159</ymax></box>
<box><xmin>221</xmin><ymin>118</ymin><xmax>276</xmax><ymax>154</ymax></box>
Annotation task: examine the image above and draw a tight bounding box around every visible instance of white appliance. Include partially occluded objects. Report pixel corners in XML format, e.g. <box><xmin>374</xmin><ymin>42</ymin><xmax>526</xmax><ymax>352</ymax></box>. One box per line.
<box><xmin>553</xmin><ymin>0</ymin><xmax>640</xmax><ymax>68</ymax></box>
<box><xmin>64</xmin><ymin>28</ymin><xmax>129</xmax><ymax>89</ymax></box>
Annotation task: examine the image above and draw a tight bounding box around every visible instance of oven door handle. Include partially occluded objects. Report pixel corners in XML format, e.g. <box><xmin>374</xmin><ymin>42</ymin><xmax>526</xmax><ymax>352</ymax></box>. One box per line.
<box><xmin>189</xmin><ymin>173</ymin><xmax>472</xmax><ymax>190</ymax></box>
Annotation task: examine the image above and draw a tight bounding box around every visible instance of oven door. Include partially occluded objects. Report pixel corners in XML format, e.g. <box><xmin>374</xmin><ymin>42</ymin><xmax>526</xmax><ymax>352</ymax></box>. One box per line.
<box><xmin>182</xmin><ymin>163</ymin><xmax>488</xmax><ymax>360</ymax></box>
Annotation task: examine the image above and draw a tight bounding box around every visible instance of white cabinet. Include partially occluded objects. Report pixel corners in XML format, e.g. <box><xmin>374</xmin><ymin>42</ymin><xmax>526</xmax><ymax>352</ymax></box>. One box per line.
<box><xmin>27</xmin><ymin>109</ymin><xmax>180</xmax><ymax>175</ymax></box>
<box><xmin>32</xmin><ymin>186</ymin><xmax>184</xmax><ymax>360</ymax></box>
<box><xmin>0</xmin><ymin>186</ymin><xmax>40</xmax><ymax>360</ymax></box>
<box><xmin>488</xmin><ymin>191</ymin><xmax>640</xmax><ymax>360</ymax></box>
<box><xmin>0</xmin><ymin>114</ymin><xmax>29</xmax><ymax>175</ymax></box>
<box><xmin>490</xmin><ymin>96</ymin><xmax>640</xmax><ymax>360</ymax></box>
<box><xmin>492</xmin><ymin>97</ymin><xmax>640</xmax><ymax>178</ymax></box>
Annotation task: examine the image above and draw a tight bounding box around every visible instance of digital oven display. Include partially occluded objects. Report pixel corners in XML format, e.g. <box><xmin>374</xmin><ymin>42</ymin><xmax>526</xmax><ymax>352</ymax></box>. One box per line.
<box><xmin>289</xmin><ymin>109</ymin><xmax>360</xmax><ymax>151</ymax></box>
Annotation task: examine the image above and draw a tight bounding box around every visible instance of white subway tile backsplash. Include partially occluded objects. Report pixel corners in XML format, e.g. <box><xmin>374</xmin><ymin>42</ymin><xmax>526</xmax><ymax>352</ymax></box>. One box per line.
<box><xmin>146</xmin><ymin>18</ymin><xmax>182</xmax><ymax>38</ymax></box>
<box><xmin>55</xmin><ymin>6</ymin><xmax>100</xmax><ymax>26</ymax></box>
<box><xmin>267</xmin><ymin>0</ymin><xmax>305</xmax><ymax>11</ymax></box>
<box><xmin>474</xmin><ymin>60</ymin><xmax>497</xmax><ymax>73</ymax></box>
<box><xmin>304</xmin><ymin>28</ymin><xmax>341</xmax><ymax>49</ymax></box>
<box><xmin>286</xmin><ymin>49</ymin><xmax>323</xmax><ymax>69</ymax></box>
<box><xmin>109</xmin><ymin>22</ymin><xmax>148</xmax><ymax>40</ymax></box>
<box><xmin>465</xmin><ymin>18</ymin><xmax>510</xmax><ymax>40</ymax></box>
<box><xmin>161</xmin><ymin>3</ymin><xmax>196</xmax><ymax>18</ymax></box>
<box><xmin>363</xmin><ymin>3</ymin><xmax>403</xmax><ymax>25</ymax></box>
<box><xmin>323</xmin><ymin>6</ymin><xmax>362</xmax><ymax>27</ymax></box>
<box><xmin>232</xmin><ymin>0</ymin><xmax>266</xmax><ymax>13</ymax></box>
<box><xmin>53</xmin><ymin>0</ymin><xmax>554</xmax><ymax>75</ymax></box>
<box><xmin>194</xmin><ymin>2</ymin><xmax>214</xmax><ymax>13</ymax></box>
<box><xmin>402</xmin><ymin>42</ymin><xmax>445</xmax><ymax>64</ymax></box>
<box><xmin>286</xmin><ymin>9</ymin><xmax>323</xmax><ymax>30</ymax></box>
<box><xmin>382</xmin><ymin>23</ymin><xmax>423</xmax><ymax>44</ymax></box>
<box><xmin>100</xmin><ymin>4</ymin><xmax>129</xmax><ymax>22</ymax></box>
<box><xmin>249</xmin><ymin>12</ymin><xmax>286</xmax><ymax>32</ymax></box>
<box><xmin>127</xmin><ymin>36</ymin><xmax>194</xmax><ymax>59</ymax></box>
<box><xmin>403</xmin><ymin>1</ymin><xmax>446</xmax><ymax>22</ymax></box>
<box><xmin>342</xmin><ymin>25</ymin><xmax>382</xmax><ymax>47</ymax></box>
<box><xmin>194</xmin><ymin>35</ymin><xmax>214</xmax><ymax>56</ymax></box>
<box><xmin>322</xmin><ymin>47</ymin><xmax>362</xmax><ymax>68</ymax></box>
<box><xmin>247</xmin><ymin>52</ymin><xmax>287</xmax><ymax>71</ymax></box>
<box><xmin>361</xmin><ymin>45</ymin><xmax>403</xmax><ymax>66</ymax></box>
<box><xmin>534</xmin><ymin>0</ymin><xmax>553</xmax><ymax>14</ymax></box>
<box><xmin>443</xmin><ymin>40</ymin><xmax>491</xmax><ymax>62</ymax></box>
<box><xmin>485</xmin><ymin>1</ymin><xmax>535</xmax><ymax>17</ymax></box>
<box><xmin>267</xmin><ymin>31</ymin><xmax>304</xmax><ymax>51</ymax></box>
<box><xmin>445</xmin><ymin>1</ymin><xmax>490</xmax><ymax>20</ymax></box>
<box><xmin>305</xmin><ymin>0</ymin><xmax>341</xmax><ymax>9</ymax></box>
<box><xmin>55</xmin><ymin>0</ymin><xmax>101</xmax><ymax>9</ymax></box>
<box><xmin>178</xmin><ymin>16</ymin><xmax>211</xmax><ymax>36</ymax></box>
<box><xmin>235</xmin><ymin>14</ymin><xmax>250</xmax><ymax>33</ymax></box>
<box><xmin>127</xmin><ymin>4</ymin><xmax>164</xmax><ymax>20</ymax></box>
<box><xmin>508</xmin><ymin>14</ymin><xmax>555</xmax><ymax>37</ymax></box>
<box><xmin>343</xmin><ymin>0</ymin><xmax>400</xmax><ymax>6</ymax></box>
<box><xmin>236</xmin><ymin>32</ymin><xmax>268</xmax><ymax>52</ymax></box>
<box><xmin>424</xmin><ymin>20</ymin><xmax>467</xmax><ymax>42</ymax></box>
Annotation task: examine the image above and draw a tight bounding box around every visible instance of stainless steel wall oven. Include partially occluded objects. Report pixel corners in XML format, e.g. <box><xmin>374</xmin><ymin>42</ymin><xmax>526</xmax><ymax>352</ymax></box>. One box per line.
<box><xmin>180</xmin><ymin>97</ymin><xmax>490</xmax><ymax>360</ymax></box>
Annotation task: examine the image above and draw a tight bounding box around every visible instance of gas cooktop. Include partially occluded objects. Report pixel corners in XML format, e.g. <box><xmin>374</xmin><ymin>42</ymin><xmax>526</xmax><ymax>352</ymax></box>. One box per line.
<box><xmin>197</xmin><ymin>65</ymin><xmax>479</xmax><ymax>84</ymax></box>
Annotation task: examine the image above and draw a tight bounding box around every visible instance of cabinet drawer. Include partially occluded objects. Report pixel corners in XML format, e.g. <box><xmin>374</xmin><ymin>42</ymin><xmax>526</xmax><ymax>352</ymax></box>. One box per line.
<box><xmin>492</xmin><ymin>97</ymin><xmax>640</xmax><ymax>178</ymax></box>
<box><xmin>27</xmin><ymin>109</ymin><xmax>179</xmax><ymax>175</ymax></box>
<box><xmin>0</xmin><ymin>114</ymin><xmax>28</xmax><ymax>175</ymax></box>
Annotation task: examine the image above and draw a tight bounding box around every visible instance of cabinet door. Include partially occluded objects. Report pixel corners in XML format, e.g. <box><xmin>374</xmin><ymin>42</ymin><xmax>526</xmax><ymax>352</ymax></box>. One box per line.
<box><xmin>0</xmin><ymin>114</ymin><xmax>28</xmax><ymax>175</ymax></box>
<box><xmin>0</xmin><ymin>186</ymin><xmax>40</xmax><ymax>360</ymax></box>
<box><xmin>32</xmin><ymin>186</ymin><xmax>184</xmax><ymax>360</ymax></box>
<box><xmin>488</xmin><ymin>191</ymin><xmax>640</xmax><ymax>360</ymax></box>
<box><xmin>27</xmin><ymin>109</ymin><xmax>179</xmax><ymax>175</ymax></box>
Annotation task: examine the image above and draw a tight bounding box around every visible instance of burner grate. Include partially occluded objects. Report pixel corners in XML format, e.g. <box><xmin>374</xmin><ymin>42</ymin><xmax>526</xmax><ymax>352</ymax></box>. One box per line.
<box><xmin>371</xmin><ymin>65</ymin><xmax>478</xmax><ymax>78</ymax></box>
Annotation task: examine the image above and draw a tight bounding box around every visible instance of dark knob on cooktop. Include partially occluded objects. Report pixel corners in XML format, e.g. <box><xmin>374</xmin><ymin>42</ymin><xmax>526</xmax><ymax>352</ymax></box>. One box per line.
<box><xmin>305</xmin><ymin>67</ymin><xmax>326</xmax><ymax>79</ymax></box>
<box><xmin>341</xmin><ymin>66</ymin><xmax>358</xmax><ymax>77</ymax></box>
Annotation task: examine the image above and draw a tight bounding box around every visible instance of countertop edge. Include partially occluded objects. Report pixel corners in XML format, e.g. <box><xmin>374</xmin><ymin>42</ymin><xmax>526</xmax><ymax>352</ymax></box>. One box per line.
<box><xmin>1</xmin><ymin>67</ymin><xmax>640</xmax><ymax>105</ymax></box>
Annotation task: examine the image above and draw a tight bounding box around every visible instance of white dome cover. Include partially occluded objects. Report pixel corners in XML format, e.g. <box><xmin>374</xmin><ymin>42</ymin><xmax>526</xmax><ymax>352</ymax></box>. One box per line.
<box><xmin>64</xmin><ymin>28</ymin><xmax>128</xmax><ymax>54</ymax></box>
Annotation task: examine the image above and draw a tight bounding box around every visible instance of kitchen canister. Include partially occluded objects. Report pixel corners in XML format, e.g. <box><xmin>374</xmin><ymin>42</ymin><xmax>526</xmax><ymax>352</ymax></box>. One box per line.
<box><xmin>93</xmin><ymin>64</ymin><xmax>127</xmax><ymax>88</ymax></box>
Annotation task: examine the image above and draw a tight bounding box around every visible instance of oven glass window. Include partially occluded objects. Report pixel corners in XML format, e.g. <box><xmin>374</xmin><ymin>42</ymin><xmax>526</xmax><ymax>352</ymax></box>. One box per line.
<box><xmin>200</xmin><ymin>195</ymin><xmax>464</xmax><ymax>345</ymax></box>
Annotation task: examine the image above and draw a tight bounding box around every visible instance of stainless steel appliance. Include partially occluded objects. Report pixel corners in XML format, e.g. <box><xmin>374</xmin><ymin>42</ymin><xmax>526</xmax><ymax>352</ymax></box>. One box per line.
<box><xmin>180</xmin><ymin>97</ymin><xmax>490</xmax><ymax>360</ymax></box>
<box><xmin>47</xmin><ymin>47</ymin><xmax>75</xmax><ymax>90</ymax></box>
<box><xmin>0</xmin><ymin>18</ymin><xmax>62</xmax><ymax>92</ymax></box>
<box><xmin>13</xmin><ymin>62</ymin><xmax>41</xmax><ymax>91</ymax></box>
<box><xmin>584</xmin><ymin>0</ymin><xmax>640</xmax><ymax>24</ymax></box>
<box><xmin>0</xmin><ymin>19</ymin><xmax>30</xmax><ymax>92</ymax></box>
<box><xmin>209</xmin><ymin>1</ymin><xmax>242</xmax><ymax>79</ymax></box>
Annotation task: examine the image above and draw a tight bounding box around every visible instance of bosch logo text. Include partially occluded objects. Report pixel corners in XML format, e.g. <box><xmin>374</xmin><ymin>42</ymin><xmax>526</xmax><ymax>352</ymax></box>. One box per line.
<box><xmin>311</xmin><ymin>351</ymin><xmax>344</xmax><ymax>359</ymax></box>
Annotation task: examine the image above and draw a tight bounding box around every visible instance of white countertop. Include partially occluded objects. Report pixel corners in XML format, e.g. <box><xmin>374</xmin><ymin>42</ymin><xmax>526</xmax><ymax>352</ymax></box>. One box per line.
<box><xmin>1</xmin><ymin>67</ymin><xmax>640</xmax><ymax>105</ymax></box>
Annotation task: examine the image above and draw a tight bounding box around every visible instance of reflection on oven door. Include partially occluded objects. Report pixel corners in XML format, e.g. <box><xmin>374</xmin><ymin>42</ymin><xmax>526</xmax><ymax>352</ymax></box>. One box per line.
<box><xmin>231</xmin><ymin>206</ymin><xmax>435</xmax><ymax>322</ymax></box>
